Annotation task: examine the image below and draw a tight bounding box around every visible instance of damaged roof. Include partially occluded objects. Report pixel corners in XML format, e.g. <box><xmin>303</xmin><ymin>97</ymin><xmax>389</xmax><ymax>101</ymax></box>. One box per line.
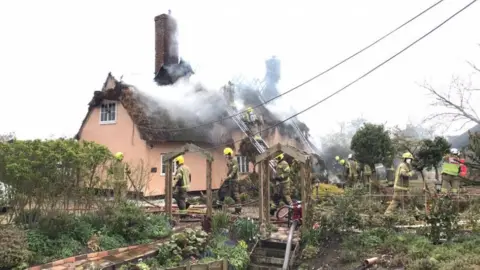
<box><xmin>76</xmin><ymin>73</ymin><xmax>312</xmax><ymax>149</ymax></box>
<box><xmin>75</xmin><ymin>73</ymin><xmax>234</xmax><ymax>145</ymax></box>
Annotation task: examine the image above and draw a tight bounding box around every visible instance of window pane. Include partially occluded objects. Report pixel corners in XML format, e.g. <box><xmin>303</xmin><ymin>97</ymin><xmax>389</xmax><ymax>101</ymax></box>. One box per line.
<box><xmin>100</xmin><ymin>103</ymin><xmax>116</xmax><ymax>122</ymax></box>
<box><xmin>161</xmin><ymin>155</ymin><xmax>166</xmax><ymax>174</ymax></box>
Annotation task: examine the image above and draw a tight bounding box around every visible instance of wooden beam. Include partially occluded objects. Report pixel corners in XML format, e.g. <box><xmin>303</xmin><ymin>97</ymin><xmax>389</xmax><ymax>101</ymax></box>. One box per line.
<box><xmin>165</xmin><ymin>162</ymin><xmax>173</xmax><ymax>218</ymax></box>
<box><xmin>264</xmin><ymin>160</ymin><xmax>271</xmax><ymax>227</ymax></box>
<box><xmin>206</xmin><ymin>159</ymin><xmax>213</xmax><ymax>218</ymax></box>
<box><xmin>164</xmin><ymin>143</ymin><xmax>214</xmax><ymax>161</ymax></box>
<box><xmin>255</xmin><ymin>143</ymin><xmax>308</xmax><ymax>164</ymax></box>
<box><xmin>303</xmin><ymin>157</ymin><xmax>313</xmax><ymax>229</ymax></box>
<box><xmin>259</xmin><ymin>161</ymin><xmax>265</xmax><ymax>225</ymax></box>
<box><xmin>278</xmin><ymin>144</ymin><xmax>308</xmax><ymax>163</ymax></box>
<box><xmin>300</xmin><ymin>162</ymin><xmax>306</xmax><ymax>226</ymax></box>
<box><xmin>255</xmin><ymin>143</ymin><xmax>282</xmax><ymax>164</ymax></box>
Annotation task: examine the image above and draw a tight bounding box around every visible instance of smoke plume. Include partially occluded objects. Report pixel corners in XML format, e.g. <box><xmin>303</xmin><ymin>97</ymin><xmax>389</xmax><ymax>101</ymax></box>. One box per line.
<box><xmin>263</xmin><ymin>56</ymin><xmax>281</xmax><ymax>101</ymax></box>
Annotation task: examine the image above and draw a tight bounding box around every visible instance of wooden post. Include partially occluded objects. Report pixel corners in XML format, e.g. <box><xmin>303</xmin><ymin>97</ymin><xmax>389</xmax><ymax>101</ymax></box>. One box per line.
<box><xmin>259</xmin><ymin>161</ymin><xmax>265</xmax><ymax>225</ymax></box>
<box><xmin>303</xmin><ymin>157</ymin><xmax>313</xmax><ymax>229</ymax></box>
<box><xmin>206</xmin><ymin>159</ymin><xmax>213</xmax><ymax>218</ymax></box>
<box><xmin>165</xmin><ymin>161</ymin><xmax>172</xmax><ymax>218</ymax></box>
<box><xmin>264</xmin><ymin>160</ymin><xmax>271</xmax><ymax>227</ymax></box>
<box><xmin>300</xmin><ymin>163</ymin><xmax>306</xmax><ymax>224</ymax></box>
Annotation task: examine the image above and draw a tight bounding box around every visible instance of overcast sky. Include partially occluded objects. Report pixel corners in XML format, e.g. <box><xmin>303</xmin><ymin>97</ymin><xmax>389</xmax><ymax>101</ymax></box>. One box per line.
<box><xmin>0</xmin><ymin>0</ymin><xmax>479</xmax><ymax>141</ymax></box>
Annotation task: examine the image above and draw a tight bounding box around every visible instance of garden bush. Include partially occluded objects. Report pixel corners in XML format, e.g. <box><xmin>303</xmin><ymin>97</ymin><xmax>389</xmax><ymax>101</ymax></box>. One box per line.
<box><xmin>11</xmin><ymin>203</ymin><xmax>172</xmax><ymax>267</ymax></box>
<box><xmin>0</xmin><ymin>226</ymin><xmax>31</xmax><ymax>269</ymax></box>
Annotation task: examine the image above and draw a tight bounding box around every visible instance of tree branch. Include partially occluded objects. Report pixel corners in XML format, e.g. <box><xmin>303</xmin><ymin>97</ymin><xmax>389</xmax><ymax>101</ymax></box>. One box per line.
<box><xmin>420</xmin><ymin>79</ymin><xmax>480</xmax><ymax>128</ymax></box>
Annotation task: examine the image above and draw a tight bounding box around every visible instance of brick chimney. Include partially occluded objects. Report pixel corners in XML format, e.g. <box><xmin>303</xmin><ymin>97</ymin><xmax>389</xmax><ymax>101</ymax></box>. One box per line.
<box><xmin>154</xmin><ymin>12</ymin><xmax>179</xmax><ymax>74</ymax></box>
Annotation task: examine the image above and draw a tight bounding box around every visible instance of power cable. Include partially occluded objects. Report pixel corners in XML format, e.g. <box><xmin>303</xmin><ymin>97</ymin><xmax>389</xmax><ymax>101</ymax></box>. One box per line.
<box><xmin>138</xmin><ymin>0</ymin><xmax>446</xmax><ymax>132</ymax></box>
<box><xmin>202</xmin><ymin>0</ymin><xmax>477</xmax><ymax>152</ymax></box>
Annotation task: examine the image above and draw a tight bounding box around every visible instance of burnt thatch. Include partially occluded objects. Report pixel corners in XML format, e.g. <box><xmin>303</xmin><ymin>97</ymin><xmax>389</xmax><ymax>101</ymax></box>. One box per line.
<box><xmin>75</xmin><ymin>74</ymin><xmax>233</xmax><ymax>145</ymax></box>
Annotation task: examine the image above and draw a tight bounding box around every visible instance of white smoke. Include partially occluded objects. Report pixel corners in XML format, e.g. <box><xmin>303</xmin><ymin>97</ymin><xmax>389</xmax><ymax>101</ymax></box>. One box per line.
<box><xmin>121</xmin><ymin>71</ymin><xmax>244</xmax><ymax>130</ymax></box>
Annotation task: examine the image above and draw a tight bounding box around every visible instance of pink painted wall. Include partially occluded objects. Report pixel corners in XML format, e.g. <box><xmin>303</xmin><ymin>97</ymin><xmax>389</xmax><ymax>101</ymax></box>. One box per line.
<box><xmin>78</xmin><ymin>102</ymin><xmax>227</xmax><ymax>196</ymax></box>
<box><xmin>79</xmin><ymin>98</ymin><xmax>307</xmax><ymax>196</ymax></box>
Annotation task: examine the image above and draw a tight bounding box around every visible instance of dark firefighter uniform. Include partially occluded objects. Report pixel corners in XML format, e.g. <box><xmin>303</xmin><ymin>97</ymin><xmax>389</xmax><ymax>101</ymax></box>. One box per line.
<box><xmin>173</xmin><ymin>155</ymin><xmax>190</xmax><ymax>215</ymax></box>
<box><xmin>219</xmin><ymin>147</ymin><xmax>241</xmax><ymax>214</ymax></box>
<box><xmin>273</xmin><ymin>153</ymin><xmax>293</xmax><ymax>208</ymax></box>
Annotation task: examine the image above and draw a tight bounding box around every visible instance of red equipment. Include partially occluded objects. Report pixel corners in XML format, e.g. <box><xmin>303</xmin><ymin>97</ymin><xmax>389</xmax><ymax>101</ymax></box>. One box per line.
<box><xmin>275</xmin><ymin>200</ymin><xmax>303</xmax><ymax>227</ymax></box>
<box><xmin>459</xmin><ymin>159</ymin><xmax>468</xmax><ymax>177</ymax></box>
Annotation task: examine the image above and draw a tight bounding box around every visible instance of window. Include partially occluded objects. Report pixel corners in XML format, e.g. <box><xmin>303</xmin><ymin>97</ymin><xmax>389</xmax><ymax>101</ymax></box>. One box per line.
<box><xmin>161</xmin><ymin>155</ymin><xmax>178</xmax><ymax>176</ymax></box>
<box><xmin>100</xmin><ymin>101</ymin><xmax>117</xmax><ymax>124</ymax></box>
<box><xmin>237</xmin><ymin>156</ymin><xmax>248</xmax><ymax>173</ymax></box>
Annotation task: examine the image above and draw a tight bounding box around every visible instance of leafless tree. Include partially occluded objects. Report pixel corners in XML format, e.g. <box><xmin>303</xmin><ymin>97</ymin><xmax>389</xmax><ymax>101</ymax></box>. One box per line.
<box><xmin>0</xmin><ymin>133</ymin><xmax>15</xmax><ymax>143</ymax></box>
<box><xmin>421</xmin><ymin>46</ymin><xmax>480</xmax><ymax>130</ymax></box>
<box><xmin>390</xmin><ymin>123</ymin><xmax>433</xmax><ymax>154</ymax></box>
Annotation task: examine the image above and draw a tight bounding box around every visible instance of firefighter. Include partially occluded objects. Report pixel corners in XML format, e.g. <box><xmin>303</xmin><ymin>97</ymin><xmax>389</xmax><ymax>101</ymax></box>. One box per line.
<box><xmin>173</xmin><ymin>155</ymin><xmax>190</xmax><ymax>215</ymax></box>
<box><xmin>272</xmin><ymin>153</ymin><xmax>293</xmax><ymax>210</ymax></box>
<box><xmin>441</xmin><ymin>148</ymin><xmax>461</xmax><ymax>195</ymax></box>
<box><xmin>384</xmin><ymin>152</ymin><xmax>416</xmax><ymax>215</ymax></box>
<box><xmin>243</xmin><ymin>107</ymin><xmax>263</xmax><ymax>141</ymax></box>
<box><xmin>337</xmin><ymin>158</ymin><xmax>347</xmax><ymax>182</ymax></box>
<box><xmin>363</xmin><ymin>163</ymin><xmax>372</xmax><ymax>186</ymax></box>
<box><xmin>112</xmin><ymin>152</ymin><xmax>127</xmax><ymax>201</ymax></box>
<box><xmin>219</xmin><ymin>147</ymin><xmax>241</xmax><ymax>214</ymax></box>
<box><xmin>346</xmin><ymin>154</ymin><xmax>358</xmax><ymax>187</ymax></box>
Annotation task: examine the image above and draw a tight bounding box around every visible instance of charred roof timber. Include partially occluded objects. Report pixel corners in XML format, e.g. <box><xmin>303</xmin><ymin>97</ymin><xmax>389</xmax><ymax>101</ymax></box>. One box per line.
<box><xmin>154</xmin><ymin>11</ymin><xmax>193</xmax><ymax>86</ymax></box>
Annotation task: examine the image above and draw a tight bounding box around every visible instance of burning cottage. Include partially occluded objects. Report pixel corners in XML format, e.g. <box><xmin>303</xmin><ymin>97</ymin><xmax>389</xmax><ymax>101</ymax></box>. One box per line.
<box><xmin>75</xmin><ymin>12</ymin><xmax>313</xmax><ymax>196</ymax></box>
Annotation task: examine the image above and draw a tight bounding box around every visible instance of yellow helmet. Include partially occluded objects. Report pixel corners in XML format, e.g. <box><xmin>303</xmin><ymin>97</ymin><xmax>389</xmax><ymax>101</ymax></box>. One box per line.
<box><xmin>339</xmin><ymin>159</ymin><xmax>346</xmax><ymax>165</ymax></box>
<box><xmin>402</xmin><ymin>152</ymin><xmax>414</xmax><ymax>159</ymax></box>
<box><xmin>223</xmin><ymin>147</ymin><xmax>233</xmax><ymax>156</ymax></box>
<box><xmin>275</xmin><ymin>153</ymin><xmax>284</xmax><ymax>160</ymax></box>
<box><xmin>335</xmin><ymin>156</ymin><xmax>340</xmax><ymax>161</ymax></box>
<box><xmin>174</xmin><ymin>155</ymin><xmax>184</xmax><ymax>165</ymax></box>
<box><xmin>247</xmin><ymin>107</ymin><xmax>253</xmax><ymax>113</ymax></box>
<box><xmin>114</xmin><ymin>152</ymin><xmax>124</xmax><ymax>161</ymax></box>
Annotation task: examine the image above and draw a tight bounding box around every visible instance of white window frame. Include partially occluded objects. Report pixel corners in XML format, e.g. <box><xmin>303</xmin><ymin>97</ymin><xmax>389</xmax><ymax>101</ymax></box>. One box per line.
<box><xmin>237</xmin><ymin>156</ymin><xmax>249</xmax><ymax>174</ymax></box>
<box><xmin>99</xmin><ymin>100</ymin><xmax>117</xmax><ymax>124</ymax></box>
<box><xmin>160</xmin><ymin>154</ymin><xmax>178</xmax><ymax>176</ymax></box>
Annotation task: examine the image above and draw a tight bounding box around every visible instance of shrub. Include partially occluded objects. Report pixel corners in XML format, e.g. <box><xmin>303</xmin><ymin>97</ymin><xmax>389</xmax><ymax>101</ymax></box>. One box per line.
<box><xmin>231</xmin><ymin>218</ymin><xmax>258</xmax><ymax>243</ymax></box>
<box><xmin>22</xmin><ymin>203</ymin><xmax>172</xmax><ymax>266</ymax></box>
<box><xmin>0</xmin><ymin>226</ymin><xmax>31</xmax><ymax>269</ymax></box>
<box><xmin>102</xmin><ymin>203</ymin><xmax>171</xmax><ymax>242</ymax></box>
<box><xmin>155</xmin><ymin>228</ymin><xmax>209</xmax><ymax>267</ymax></box>
<box><xmin>208</xmin><ymin>236</ymin><xmax>249</xmax><ymax>270</ymax></box>
<box><xmin>211</xmin><ymin>212</ymin><xmax>230</xmax><ymax>234</ymax></box>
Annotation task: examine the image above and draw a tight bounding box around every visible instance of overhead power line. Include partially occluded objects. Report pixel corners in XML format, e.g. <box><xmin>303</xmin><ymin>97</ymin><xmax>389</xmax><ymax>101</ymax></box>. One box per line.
<box><xmin>139</xmin><ymin>0</ymin><xmax>446</xmax><ymax>132</ymax></box>
<box><xmin>202</xmin><ymin>0</ymin><xmax>477</xmax><ymax>152</ymax></box>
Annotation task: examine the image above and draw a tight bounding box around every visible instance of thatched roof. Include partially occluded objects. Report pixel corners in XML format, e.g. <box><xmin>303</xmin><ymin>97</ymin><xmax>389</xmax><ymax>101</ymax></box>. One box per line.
<box><xmin>76</xmin><ymin>73</ymin><xmax>314</xmax><ymax>151</ymax></box>
<box><xmin>75</xmin><ymin>73</ymin><xmax>233</xmax><ymax>145</ymax></box>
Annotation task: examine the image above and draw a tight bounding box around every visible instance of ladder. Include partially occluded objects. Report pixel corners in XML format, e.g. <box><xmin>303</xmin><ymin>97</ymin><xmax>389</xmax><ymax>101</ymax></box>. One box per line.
<box><xmin>255</xmin><ymin>80</ymin><xmax>315</xmax><ymax>154</ymax></box>
<box><xmin>224</xmin><ymin>105</ymin><xmax>277</xmax><ymax>173</ymax></box>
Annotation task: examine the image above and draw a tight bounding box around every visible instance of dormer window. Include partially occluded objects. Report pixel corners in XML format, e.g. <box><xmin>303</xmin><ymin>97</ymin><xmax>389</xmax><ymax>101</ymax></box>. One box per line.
<box><xmin>100</xmin><ymin>101</ymin><xmax>117</xmax><ymax>124</ymax></box>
